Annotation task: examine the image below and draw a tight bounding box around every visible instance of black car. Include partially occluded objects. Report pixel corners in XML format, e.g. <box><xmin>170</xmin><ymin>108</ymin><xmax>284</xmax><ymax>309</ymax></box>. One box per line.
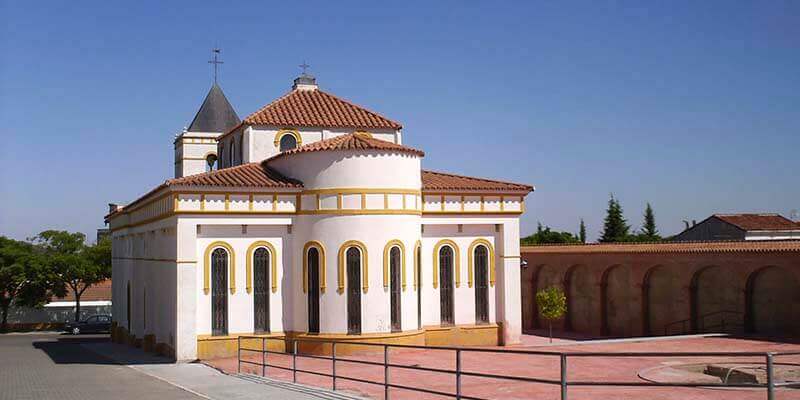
<box><xmin>64</xmin><ymin>314</ymin><xmax>112</xmax><ymax>334</ymax></box>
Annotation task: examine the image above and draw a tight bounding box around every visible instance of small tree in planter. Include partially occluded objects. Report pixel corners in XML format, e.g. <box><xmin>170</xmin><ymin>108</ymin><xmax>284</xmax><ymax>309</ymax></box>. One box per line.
<box><xmin>536</xmin><ymin>286</ymin><xmax>567</xmax><ymax>343</ymax></box>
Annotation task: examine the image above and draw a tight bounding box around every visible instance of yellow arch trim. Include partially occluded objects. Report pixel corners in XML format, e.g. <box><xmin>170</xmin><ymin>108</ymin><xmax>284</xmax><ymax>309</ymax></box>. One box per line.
<box><xmin>273</xmin><ymin>129</ymin><xmax>302</xmax><ymax>147</ymax></box>
<box><xmin>468</xmin><ymin>239</ymin><xmax>496</xmax><ymax>288</ymax></box>
<box><xmin>302</xmin><ymin>241</ymin><xmax>327</xmax><ymax>294</ymax></box>
<box><xmin>432</xmin><ymin>239</ymin><xmax>460</xmax><ymax>289</ymax></box>
<box><xmin>246</xmin><ymin>241</ymin><xmax>278</xmax><ymax>294</ymax></box>
<box><xmin>413</xmin><ymin>240</ymin><xmax>421</xmax><ymax>291</ymax></box>
<box><xmin>203</xmin><ymin>241</ymin><xmax>236</xmax><ymax>295</ymax></box>
<box><xmin>383</xmin><ymin>240</ymin><xmax>406</xmax><ymax>291</ymax></box>
<box><xmin>337</xmin><ymin>240</ymin><xmax>369</xmax><ymax>294</ymax></box>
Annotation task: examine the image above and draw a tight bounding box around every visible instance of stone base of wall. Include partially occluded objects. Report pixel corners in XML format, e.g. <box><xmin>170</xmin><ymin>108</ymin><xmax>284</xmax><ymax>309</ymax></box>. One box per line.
<box><xmin>197</xmin><ymin>333</ymin><xmax>286</xmax><ymax>360</ymax></box>
<box><xmin>111</xmin><ymin>323</ymin><xmax>175</xmax><ymax>360</ymax></box>
<box><xmin>110</xmin><ymin>323</ymin><xmax>501</xmax><ymax>361</ymax></box>
<box><xmin>194</xmin><ymin>324</ymin><xmax>501</xmax><ymax>360</ymax></box>
<box><xmin>423</xmin><ymin>324</ymin><xmax>500</xmax><ymax>346</ymax></box>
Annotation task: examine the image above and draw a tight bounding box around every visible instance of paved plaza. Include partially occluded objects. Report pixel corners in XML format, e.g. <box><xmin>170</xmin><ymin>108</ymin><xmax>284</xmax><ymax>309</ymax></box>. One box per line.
<box><xmin>0</xmin><ymin>332</ymin><xmax>363</xmax><ymax>400</ymax></box>
<box><xmin>209</xmin><ymin>334</ymin><xmax>800</xmax><ymax>400</ymax></box>
<box><xmin>0</xmin><ymin>333</ymin><xmax>198</xmax><ymax>400</ymax></box>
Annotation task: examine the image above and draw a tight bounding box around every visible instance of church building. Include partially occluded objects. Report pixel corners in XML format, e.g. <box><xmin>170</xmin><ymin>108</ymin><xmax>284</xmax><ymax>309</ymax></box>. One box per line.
<box><xmin>107</xmin><ymin>70</ymin><xmax>533</xmax><ymax>360</ymax></box>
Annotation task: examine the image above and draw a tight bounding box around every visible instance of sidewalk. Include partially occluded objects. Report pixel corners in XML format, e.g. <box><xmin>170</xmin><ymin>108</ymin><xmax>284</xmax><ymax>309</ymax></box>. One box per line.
<box><xmin>82</xmin><ymin>341</ymin><xmax>366</xmax><ymax>400</ymax></box>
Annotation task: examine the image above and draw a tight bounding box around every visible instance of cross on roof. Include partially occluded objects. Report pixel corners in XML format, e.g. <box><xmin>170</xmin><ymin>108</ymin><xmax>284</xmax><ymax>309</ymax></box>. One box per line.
<box><xmin>299</xmin><ymin>61</ymin><xmax>311</xmax><ymax>75</ymax></box>
<box><xmin>208</xmin><ymin>48</ymin><xmax>224</xmax><ymax>84</ymax></box>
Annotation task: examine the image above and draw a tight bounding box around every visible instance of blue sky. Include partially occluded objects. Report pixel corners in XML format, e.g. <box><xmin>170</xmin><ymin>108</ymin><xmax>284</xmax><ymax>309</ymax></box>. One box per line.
<box><xmin>1</xmin><ymin>1</ymin><xmax>798</xmax><ymax>242</ymax></box>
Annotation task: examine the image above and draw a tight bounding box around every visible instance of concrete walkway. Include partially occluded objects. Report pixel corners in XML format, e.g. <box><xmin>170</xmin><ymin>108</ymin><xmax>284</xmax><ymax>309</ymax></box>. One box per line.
<box><xmin>82</xmin><ymin>341</ymin><xmax>367</xmax><ymax>400</ymax></box>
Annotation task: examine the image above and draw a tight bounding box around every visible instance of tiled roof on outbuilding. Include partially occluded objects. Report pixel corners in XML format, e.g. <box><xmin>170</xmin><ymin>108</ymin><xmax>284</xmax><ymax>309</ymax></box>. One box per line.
<box><xmin>714</xmin><ymin>214</ymin><xmax>800</xmax><ymax>231</ymax></box>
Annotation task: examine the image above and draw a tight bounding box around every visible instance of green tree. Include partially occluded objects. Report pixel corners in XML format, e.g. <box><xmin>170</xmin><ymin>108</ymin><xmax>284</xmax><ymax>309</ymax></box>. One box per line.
<box><xmin>536</xmin><ymin>286</ymin><xmax>567</xmax><ymax>343</ymax></box>
<box><xmin>521</xmin><ymin>223</ymin><xmax>581</xmax><ymax>245</ymax></box>
<box><xmin>32</xmin><ymin>231</ymin><xmax>111</xmax><ymax>322</ymax></box>
<box><xmin>639</xmin><ymin>203</ymin><xmax>660</xmax><ymax>241</ymax></box>
<box><xmin>0</xmin><ymin>237</ymin><xmax>49</xmax><ymax>331</ymax></box>
<box><xmin>578</xmin><ymin>219</ymin><xmax>587</xmax><ymax>243</ymax></box>
<box><xmin>599</xmin><ymin>194</ymin><xmax>630</xmax><ymax>243</ymax></box>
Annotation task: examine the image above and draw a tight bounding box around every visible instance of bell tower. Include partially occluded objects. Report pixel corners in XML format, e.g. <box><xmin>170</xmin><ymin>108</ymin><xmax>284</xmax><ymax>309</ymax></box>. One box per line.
<box><xmin>173</xmin><ymin>49</ymin><xmax>240</xmax><ymax>178</ymax></box>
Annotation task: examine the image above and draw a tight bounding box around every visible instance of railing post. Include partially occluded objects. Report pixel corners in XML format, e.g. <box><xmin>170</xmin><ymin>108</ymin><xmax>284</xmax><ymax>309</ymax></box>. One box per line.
<box><xmin>293</xmin><ymin>340</ymin><xmax>298</xmax><ymax>383</ymax></box>
<box><xmin>237</xmin><ymin>336</ymin><xmax>241</xmax><ymax>374</ymax></box>
<box><xmin>332</xmin><ymin>342</ymin><xmax>337</xmax><ymax>391</ymax></box>
<box><xmin>262</xmin><ymin>337</ymin><xmax>266</xmax><ymax>377</ymax></box>
<box><xmin>766</xmin><ymin>353</ymin><xmax>774</xmax><ymax>400</ymax></box>
<box><xmin>384</xmin><ymin>345</ymin><xmax>389</xmax><ymax>400</ymax></box>
<box><xmin>456</xmin><ymin>349</ymin><xmax>462</xmax><ymax>400</ymax></box>
<box><xmin>560</xmin><ymin>354</ymin><xmax>568</xmax><ymax>400</ymax></box>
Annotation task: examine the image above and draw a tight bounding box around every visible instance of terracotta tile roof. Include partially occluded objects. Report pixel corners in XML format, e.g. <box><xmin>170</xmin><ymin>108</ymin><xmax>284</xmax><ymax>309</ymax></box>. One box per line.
<box><xmin>106</xmin><ymin>164</ymin><xmax>302</xmax><ymax>220</ymax></box>
<box><xmin>421</xmin><ymin>170</ymin><xmax>534</xmax><ymax>193</ymax></box>
<box><xmin>239</xmin><ymin>88</ymin><xmax>402</xmax><ymax>131</ymax></box>
<box><xmin>522</xmin><ymin>240</ymin><xmax>800</xmax><ymax>254</ymax></box>
<box><xmin>265</xmin><ymin>132</ymin><xmax>424</xmax><ymax>162</ymax></box>
<box><xmin>51</xmin><ymin>279</ymin><xmax>112</xmax><ymax>302</ymax></box>
<box><xmin>166</xmin><ymin>162</ymin><xmax>303</xmax><ymax>188</ymax></box>
<box><xmin>713</xmin><ymin>214</ymin><xmax>800</xmax><ymax>231</ymax></box>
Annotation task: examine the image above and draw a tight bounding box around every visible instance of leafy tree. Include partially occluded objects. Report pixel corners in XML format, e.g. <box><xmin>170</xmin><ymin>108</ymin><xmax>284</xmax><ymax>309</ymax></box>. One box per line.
<box><xmin>0</xmin><ymin>237</ymin><xmax>49</xmax><ymax>331</ymax></box>
<box><xmin>578</xmin><ymin>219</ymin><xmax>587</xmax><ymax>243</ymax></box>
<box><xmin>599</xmin><ymin>194</ymin><xmax>630</xmax><ymax>243</ymax></box>
<box><xmin>536</xmin><ymin>286</ymin><xmax>567</xmax><ymax>343</ymax></box>
<box><xmin>32</xmin><ymin>231</ymin><xmax>111</xmax><ymax>322</ymax></box>
<box><xmin>521</xmin><ymin>223</ymin><xmax>581</xmax><ymax>245</ymax></box>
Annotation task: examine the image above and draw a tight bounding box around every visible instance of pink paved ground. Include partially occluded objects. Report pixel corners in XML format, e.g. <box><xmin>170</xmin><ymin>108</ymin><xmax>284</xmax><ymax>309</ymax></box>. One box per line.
<box><xmin>205</xmin><ymin>335</ymin><xmax>800</xmax><ymax>400</ymax></box>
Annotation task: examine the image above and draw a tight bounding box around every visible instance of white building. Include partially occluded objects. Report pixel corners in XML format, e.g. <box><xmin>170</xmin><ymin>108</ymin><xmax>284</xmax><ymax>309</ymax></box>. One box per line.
<box><xmin>107</xmin><ymin>73</ymin><xmax>534</xmax><ymax>360</ymax></box>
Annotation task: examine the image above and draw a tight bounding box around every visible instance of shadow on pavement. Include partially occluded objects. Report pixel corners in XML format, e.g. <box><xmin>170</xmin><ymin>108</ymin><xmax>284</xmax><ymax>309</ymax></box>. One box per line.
<box><xmin>32</xmin><ymin>334</ymin><xmax>174</xmax><ymax>366</ymax></box>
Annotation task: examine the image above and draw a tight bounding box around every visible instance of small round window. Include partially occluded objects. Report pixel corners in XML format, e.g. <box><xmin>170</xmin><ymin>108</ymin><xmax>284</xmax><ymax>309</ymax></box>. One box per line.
<box><xmin>280</xmin><ymin>134</ymin><xmax>297</xmax><ymax>152</ymax></box>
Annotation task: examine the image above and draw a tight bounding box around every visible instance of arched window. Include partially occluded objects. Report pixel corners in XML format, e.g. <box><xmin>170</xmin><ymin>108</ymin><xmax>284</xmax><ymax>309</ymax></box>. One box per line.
<box><xmin>307</xmin><ymin>247</ymin><xmax>320</xmax><ymax>333</ymax></box>
<box><xmin>205</xmin><ymin>154</ymin><xmax>218</xmax><ymax>172</ymax></box>
<box><xmin>211</xmin><ymin>247</ymin><xmax>229</xmax><ymax>336</ymax></box>
<box><xmin>439</xmin><ymin>246</ymin><xmax>455</xmax><ymax>326</ymax></box>
<box><xmin>390</xmin><ymin>246</ymin><xmax>402</xmax><ymax>332</ymax></box>
<box><xmin>280</xmin><ymin>134</ymin><xmax>297</xmax><ymax>152</ymax></box>
<box><xmin>346</xmin><ymin>247</ymin><xmax>362</xmax><ymax>334</ymax></box>
<box><xmin>474</xmin><ymin>245</ymin><xmax>489</xmax><ymax>324</ymax></box>
<box><xmin>253</xmin><ymin>247</ymin><xmax>270</xmax><ymax>333</ymax></box>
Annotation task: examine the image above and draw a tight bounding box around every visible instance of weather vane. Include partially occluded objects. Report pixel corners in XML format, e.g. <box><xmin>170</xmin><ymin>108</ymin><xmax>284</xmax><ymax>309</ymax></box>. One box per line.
<box><xmin>208</xmin><ymin>48</ymin><xmax>223</xmax><ymax>84</ymax></box>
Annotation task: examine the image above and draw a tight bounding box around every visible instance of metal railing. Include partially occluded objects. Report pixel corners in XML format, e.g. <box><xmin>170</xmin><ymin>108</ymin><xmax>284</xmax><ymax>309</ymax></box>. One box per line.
<box><xmin>237</xmin><ymin>336</ymin><xmax>800</xmax><ymax>400</ymax></box>
<box><xmin>664</xmin><ymin>310</ymin><xmax>744</xmax><ymax>335</ymax></box>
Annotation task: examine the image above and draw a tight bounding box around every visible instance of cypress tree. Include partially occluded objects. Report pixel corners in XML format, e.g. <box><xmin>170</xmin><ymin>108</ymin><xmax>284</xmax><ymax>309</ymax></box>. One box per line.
<box><xmin>641</xmin><ymin>203</ymin><xmax>660</xmax><ymax>240</ymax></box>
<box><xmin>579</xmin><ymin>219</ymin><xmax>587</xmax><ymax>243</ymax></box>
<box><xmin>600</xmin><ymin>194</ymin><xmax>630</xmax><ymax>242</ymax></box>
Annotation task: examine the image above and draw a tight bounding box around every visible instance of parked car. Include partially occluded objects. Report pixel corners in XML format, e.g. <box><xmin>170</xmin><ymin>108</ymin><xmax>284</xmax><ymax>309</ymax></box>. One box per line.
<box><xmin>64</xmin><ymin>314</ymin><xmax>112</xmax><ymax>335</ymax></box>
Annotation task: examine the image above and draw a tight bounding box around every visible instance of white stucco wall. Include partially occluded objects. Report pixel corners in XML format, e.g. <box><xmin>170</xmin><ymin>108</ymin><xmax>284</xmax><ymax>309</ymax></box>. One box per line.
<box><xmin>194</xmin><ymin>224</ymin><xmax>290</xmax><ymax>336</ymax></box>
<box><xmin>244</xmin><ymin>126</ymin><xmax>401</xmax><ymax>163</ymax></box>
<box><xmin>268</xmin><ymin>149</ymin><xmax>421</xmax><ymax>190</ymax></box>
<box><xmin>174</xmin><ymin>131</ymin><xmax>219</xmax><ymax>178</ymax></box>
<box><xmin>292</xmin><ymin>214</ymin><xmax>421</xmax><ymax>334</ymax></box>
<box><xmin>111</xmin><ymin>217</ymin><xmax>179</xmax><ymax>352</ymax></box>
